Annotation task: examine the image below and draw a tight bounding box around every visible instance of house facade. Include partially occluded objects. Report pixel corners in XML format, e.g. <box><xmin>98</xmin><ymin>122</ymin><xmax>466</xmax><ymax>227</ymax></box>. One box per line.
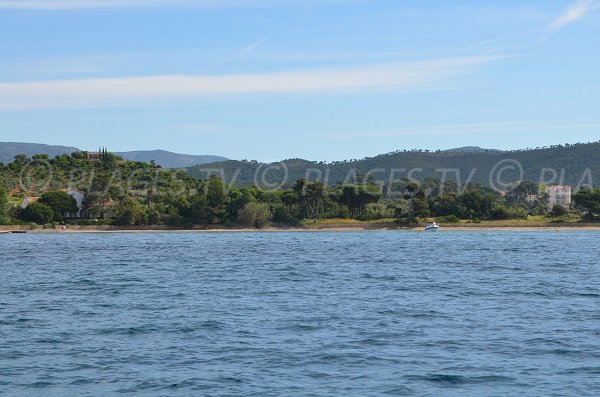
<box><xmin>86</xmin><ymin>152</ymin><xmax>102</xmax><ymax>161</ymax></box>
<box><xmin>63</xmin><ymin>189</ymin><xmax>89</xmax><ymax>219</ymax></box>
<box><xmin>546</xmin><ymin>185</ymin><xmax>572</xmax><ymax>209</ymax></box>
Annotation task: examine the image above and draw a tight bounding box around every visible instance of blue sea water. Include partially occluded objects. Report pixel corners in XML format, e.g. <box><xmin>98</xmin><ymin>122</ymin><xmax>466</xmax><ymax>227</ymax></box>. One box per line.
<box><xmin>1</xmin><ymin>231</ymin><xmax>600</xmax><ymax>397</ymax></box>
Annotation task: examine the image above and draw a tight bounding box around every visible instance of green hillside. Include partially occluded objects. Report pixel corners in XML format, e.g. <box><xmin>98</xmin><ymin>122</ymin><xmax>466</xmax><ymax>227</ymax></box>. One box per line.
<box><xmin>187</xmin><ymin>142</ymin><xmax>600</xmax><ymax>188</ymax></box>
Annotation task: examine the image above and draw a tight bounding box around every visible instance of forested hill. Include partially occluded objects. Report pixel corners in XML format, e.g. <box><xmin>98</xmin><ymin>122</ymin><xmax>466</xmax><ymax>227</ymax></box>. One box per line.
<box><xmin>0</xmin><ymin>142</ymin><xmax>227</xmax><ymax>168</ymax></box>
<box><xmin>187</xmin><ymin>142</ymin><xmax>600</xmax><ymax>188</ymax></box>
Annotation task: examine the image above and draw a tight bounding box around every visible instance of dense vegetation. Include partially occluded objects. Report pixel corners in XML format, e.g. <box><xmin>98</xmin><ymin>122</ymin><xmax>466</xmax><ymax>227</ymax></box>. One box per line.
<box><xmin>572</xmin><ymin>189</ymin><xmax>600</xmax><ymax>219</ymax></box>
<box><xmin>0</xmin><ymin>186</ymin><xmax>9</xmax><ymax>225</ymax></box>
<box><xmin>2</xmin><ymin>150</ymin><xmax>599</xmax><ymax>228</ymax></box>
<box><xmin>188</xmin><ymin>142</ymin><xmax>600</xmax><ymax>188</ymax></box>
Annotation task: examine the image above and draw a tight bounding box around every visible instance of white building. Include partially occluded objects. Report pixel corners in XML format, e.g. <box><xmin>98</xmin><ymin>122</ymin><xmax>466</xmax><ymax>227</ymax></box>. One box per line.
<box><xmin>546</xmin><ymin>185</ymin><xmax>572</xmax><ymax>209</ymax></box>
<box><xmin>63</xmin><ymin>189</ymin><xmax>88</xmax><ymax>218</ymax></box>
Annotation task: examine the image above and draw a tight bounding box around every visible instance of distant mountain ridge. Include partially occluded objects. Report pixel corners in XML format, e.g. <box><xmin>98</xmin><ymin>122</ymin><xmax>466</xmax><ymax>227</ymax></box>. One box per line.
<box><xmin>188</xmin><ymin>142</ymin><xmax>600</xmax><ymax>187</ymax></box>
<box><xmin>0</xmin><ymin>142</ymin><xmax>79</xmax><ymax>164</ymax></box>
<box><xmin>115</xmin><ymin>150</ymin><xmax>227</xmax><ymax>168</ymax></box>
<box><xmin>0</xmin><ymin>142</ymin><xmax>227</xmax><ymax>168</ymax></box>
<box><xmin>444</xmin><ymin>146</ymin><xmax>503</xmax><ymax>153</ymax></box>
<box><xmin>5</xmin><ymin>141</ymin><xmax>600</xmax><ymax>187</ymax></box>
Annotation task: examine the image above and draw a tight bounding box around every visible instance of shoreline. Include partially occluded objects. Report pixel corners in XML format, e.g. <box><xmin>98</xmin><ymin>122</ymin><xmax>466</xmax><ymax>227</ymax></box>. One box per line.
<box><xmin>3</xmin><ymin>224</ymin><xmax>600</xmax><ymax>233</ymax></box>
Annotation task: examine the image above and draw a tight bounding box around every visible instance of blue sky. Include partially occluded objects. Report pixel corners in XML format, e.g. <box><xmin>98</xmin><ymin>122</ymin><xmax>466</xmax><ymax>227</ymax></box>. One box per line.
<box><xmin>0</xmin><ymin>0</ymin><xmax>599</xmax><ymax>161</ymax></box>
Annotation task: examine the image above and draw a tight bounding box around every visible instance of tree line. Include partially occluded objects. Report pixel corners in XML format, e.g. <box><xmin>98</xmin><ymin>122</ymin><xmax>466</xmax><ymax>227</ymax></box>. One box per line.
<box><xmin>1</xmin><ymin>152</ymin><xmax>600</xmax><ymax>228</ymax></box>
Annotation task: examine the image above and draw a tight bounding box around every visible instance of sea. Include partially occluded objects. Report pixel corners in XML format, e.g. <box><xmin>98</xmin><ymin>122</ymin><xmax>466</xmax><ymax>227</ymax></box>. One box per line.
<box><xmin>1</xmin><ymin>231</ymin><xmax>599</xmax><ymax>396</ymax></box>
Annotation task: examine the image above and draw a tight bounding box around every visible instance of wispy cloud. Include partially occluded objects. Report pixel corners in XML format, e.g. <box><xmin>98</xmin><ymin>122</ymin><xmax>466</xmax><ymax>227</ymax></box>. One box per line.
<box><xmin>550</xmin><ymin>0</ymin><xmax>599</xmax><ymax>30</ymax></box>
<box><xmin>239</xmin><ymin>39</ymin><xmax>267</xmax><ymax>56</ymax></box>
<box><xmin>0</xmin><ymin>56</ymin><xmax>500</xmax><ymax>111</ymax></box>
<box><xmin>0</xmin><ymin>0</ymin><xmax>169</xmax><ymax>9</ymax></box>
<box><xmin>0</xmin><ymin>0</ymin><xmax>355</xmax><ymax>10</ymax></box>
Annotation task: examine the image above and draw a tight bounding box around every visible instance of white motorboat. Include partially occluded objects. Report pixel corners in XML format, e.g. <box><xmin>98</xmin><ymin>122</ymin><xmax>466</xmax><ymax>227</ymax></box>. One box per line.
<box><xmin>424</xmin><ymin>222</ymin><xmax>439</xmax><ymax>232</ymax></box>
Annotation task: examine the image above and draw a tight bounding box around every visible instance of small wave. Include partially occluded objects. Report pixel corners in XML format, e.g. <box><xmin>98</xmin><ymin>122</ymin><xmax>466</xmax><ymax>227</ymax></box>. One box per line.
<box><xmin>405</xmin><ymin>373</ymin><xmax>513</xmax><ymax>385</ymax></box>
<box><xmin>197</xmin><ymin>320</ymin><xmax>223</xmax><ymax>330</ymax></box>
<box><xmin>160</xmin><ymin>380</ymin><xmax>198</xmax><ymax>390</ymax></box>
<box><xmin>53</xmin><ymin>363</ymin><xmax>98</xmax><ymax>373</ymax></box>
<box><xmin>561</xmin><ymin>366</ymin><xmax>600</xmax><ymax>374</ymax></box>
<box><xmin>383</xmin><ymin>385</ymin><xmax>414</xmax><ymax>395</ymax></box>
<box><xmin>572</xmin><ymin>292</ymin><xmax>600</xmax><ymax>298</ymax></box>
<box><xmin>290</xmin><ymin>323</ymin><xmax>321</xmax><ymax>331</ymax></box>
<box><xmin>1</xmin><ymin>351</ymin><xmax>26</xmax><ymax>359</ymax></box>
<box><xmin>25</xmin><ymin>381</ymin><xmax>56</xmax><ymax>388</ymax></box>
<box><xmin>98</xmin><ymin>325</ymin><xmax>157</xmax><ymax>336</ymax></box>
<box><xmin>34</xmin><ymin>338</ymin><xmax>68</xmax><ymax>344</ymax></box>
<box><xmin>405</xmin><ymin>311</ymin><xmax>446</xmax><ymax>319</ymax></box>
<box><xmin>356</xmin><ymin>338</ymin><xmax>389</xmax><ymax>346</ymax></box>
<box><xmin>73</xmin><ymin>278</ymin><xmax>98</xmax><ymax>285</ymax></box>
<box><xmin>306</xmin><ymin>371</ymin><xmax>331</xmax><ymax>379</ymax></box>
<box><xmin>69</xmin><ymin>378</ymin><xmax>98</xmax><ymax>385</ymax></box>
<box><xmin>217</xmin><ymin>376</ymin><xmax>245</xmax><ymax>384</ymax></box>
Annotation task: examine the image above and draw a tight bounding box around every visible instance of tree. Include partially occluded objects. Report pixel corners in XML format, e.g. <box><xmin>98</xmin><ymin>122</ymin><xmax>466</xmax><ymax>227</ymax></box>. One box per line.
<box><xmin>237</xmin><ymin>202</ymin><xmax>271</xmax><ymax>229</ymax></box>
<box><xmin>20</xmin><ymin>202</ymin><xmax>54</xmax><ymax>224</ymax></box>
<box><xmin>0</xmin><ymin>186</ymin><xmax>9</xmax><ymax>224</ymax></box>
<box><xmin>550</xmin><ymin>204</ymin><xmax>568</xmax><ymax>217</ymax></box>
<box><xmin>227</xmin><ymin>188</ymin><xmax>255</xmax><ymax>222</ymax></box>
<box><xmin>294</xmin><ymin>180</ymin><xmax>326</xmax><ymax>221</ymax></box>
<box><xmin>114</xmin><ymin>198</ymin><xmax>143</xmax><ymax>226</ymax></box>
<box><xmin>205</xmin><ymin>175</ymin><xmax>229</xmax><ymax>223</ymax></box>
<box><xmin>430</xmin><ymin>193</ymin><xmax>459</xmax><ymax>216</ymax></box>
<box><xmin>506</xmin><ymin>181</ymin><xmax>538</xmax><ymax>204</ymax></box>
<box><xmin>40</xmin><ymin>191</ymin><xmax>78</xmax><ymax>221</ymax></box>
<box><xmin>147</xmin><ymin>208</ymin><xmax>161</xmax><ymax>225</ymax></box>
<box><xmin>489</xmin><ymin>204</ymin><xmax>510</xmax><ymax>220</ymax></box>
<box><xmin>183</xmin><ymin>194</ymin><xmax>213</xmax><ymax>226</ymax></box>
<box><xmin>459</xmin><ymin>190</ymin><xmax>496</xmax><ymax>220</ymax></box>
<box><xmin>11</xmin><ymin>154</ymin><xmax>29</xmax><ymax>170</ymax></box>
<box><xmin>86</xmin><ymin>173</ymin><xmax>112</xmax><ymax>217</ymax></box>
<box><xmin>572</xmin><ymin>188</ymin><xmax>600</xmax><ymax>219</ymax></box>
<box><xmin>410</xmin><ymin>196</ymin><xmax>430</xmax><ymax>218</ymax></box>
<box><xmin>305</xmin><ymin>181</ymin><xmax>326</xmax><ymax>221</ymax></box>
<box><xmin>281</xmin><ymin>190</ymin><xmax>299</xmax><ymax>216</ymax></box>
<box><xmin>341</xmin><ymin>184</ymin><xmax>382</xmax><ymax>218</ymax></box>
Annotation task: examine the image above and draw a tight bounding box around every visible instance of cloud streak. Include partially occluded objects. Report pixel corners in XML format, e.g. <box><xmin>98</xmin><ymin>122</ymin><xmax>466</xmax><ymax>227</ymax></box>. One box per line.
<box><xmin>0</xmin><ymin>56</ymin><xmax>499</xmax><ymax>111</ymax></box>
<box><xmin>550</xmin><ymin>0</ymin><xmax>598</xmax><ymax>30</ymax></box>
<box><xmin>0</xmin><ymin>0</ymin><xmax>353</xmax><ymax>9</ymax></box>
<box><xmin>0</xmin><ymin>0</ymin><xmax>171</xmax><ymax>8</ymax></box>
<box><xmin>239</xmin><ymin>39</ymin><xmax>267</xmax><ymax>56</ymax></box>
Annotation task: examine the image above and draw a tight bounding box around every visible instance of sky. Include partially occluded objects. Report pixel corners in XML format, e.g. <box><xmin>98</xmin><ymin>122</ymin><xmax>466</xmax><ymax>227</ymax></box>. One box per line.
<box><xmin>0</xmin><ymin>0</ymin><xmax>599</xmax><ymax>162</ymax></box>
